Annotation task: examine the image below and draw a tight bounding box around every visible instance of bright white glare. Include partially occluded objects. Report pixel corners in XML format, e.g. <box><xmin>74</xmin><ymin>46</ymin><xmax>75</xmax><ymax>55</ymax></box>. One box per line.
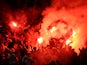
<box><xmin>12</xmin><ymin>22</ymin><xmax>17</xmax><ymax>27</ymax></box>
<box><xmin>66</xmin><ymin>39</ymin><xmax>71</xmax><ymax>45</ymax></box>
<box><xmin>72</xmin><ymin>30</ymin><xmax>76</xmax><ymax>36</ymax></box>
<box><xmin>37</xmin><ymin>37</ymin><xmax>43</xmax><ymax>44</ymax></box>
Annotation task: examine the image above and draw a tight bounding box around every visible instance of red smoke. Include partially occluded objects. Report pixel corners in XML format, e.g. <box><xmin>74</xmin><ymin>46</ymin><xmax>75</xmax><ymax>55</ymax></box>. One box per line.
<box><xmin>40</xmin><ymin>0</ymin><xmax>87</xmax><ymax>55</ymax></box>
<box><xmin>0</xmin><ymin>0</ymin><xmax>87</xmax><ymax>65</ymax></box>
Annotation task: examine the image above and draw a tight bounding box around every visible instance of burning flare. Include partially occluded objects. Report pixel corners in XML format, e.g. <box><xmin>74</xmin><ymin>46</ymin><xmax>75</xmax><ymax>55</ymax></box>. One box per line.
<box><xmin>12</xmin><ymin>22</ymin><xmax>17</xmax><ymax>27</ymax></box>
<box><xmin>37</xmin><ymin>37</ymin><xmax>43</xmax><ymax>44</ymax></box>
<box><xmin>66</xmin><ymin>30</ymin><xmax>76</xmax><ymax>45</ymax></box>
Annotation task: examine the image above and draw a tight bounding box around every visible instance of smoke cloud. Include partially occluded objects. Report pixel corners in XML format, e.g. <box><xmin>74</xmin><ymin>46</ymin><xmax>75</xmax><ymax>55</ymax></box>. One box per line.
<box><xmin>40</xmin><ymin>0</ymin><xmax>87</xmax><ymax>54</ymax></box>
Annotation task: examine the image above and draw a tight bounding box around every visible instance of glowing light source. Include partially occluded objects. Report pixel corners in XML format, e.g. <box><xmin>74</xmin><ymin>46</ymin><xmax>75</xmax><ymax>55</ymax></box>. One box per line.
<box><xmin>50</xmin><ymin>26</ymin><xmax>57</xmax><ymax>33</ymax></box>
<box><xmin>37</xmin><ymin>37</ymin><xmax>43</xmax><ymax>44</ymax></box>
<box><xmin>72</xmin><ymin>30</ymin><xmax>76</xmax><ymax>36</ymax></box>
<box><xmin>12</xmin><ymin>22</ymin><xmax>17</xmax><ymax>27</ymax></box>
<box><xmin>65</xmin><ymin>30</ymin><xmax>75</xmax><ymax>45</ymax></box>
<box><xmin>66</xmin><ymin>39</ymin><xmax>71</xmax><ymax>45</ymax></box>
